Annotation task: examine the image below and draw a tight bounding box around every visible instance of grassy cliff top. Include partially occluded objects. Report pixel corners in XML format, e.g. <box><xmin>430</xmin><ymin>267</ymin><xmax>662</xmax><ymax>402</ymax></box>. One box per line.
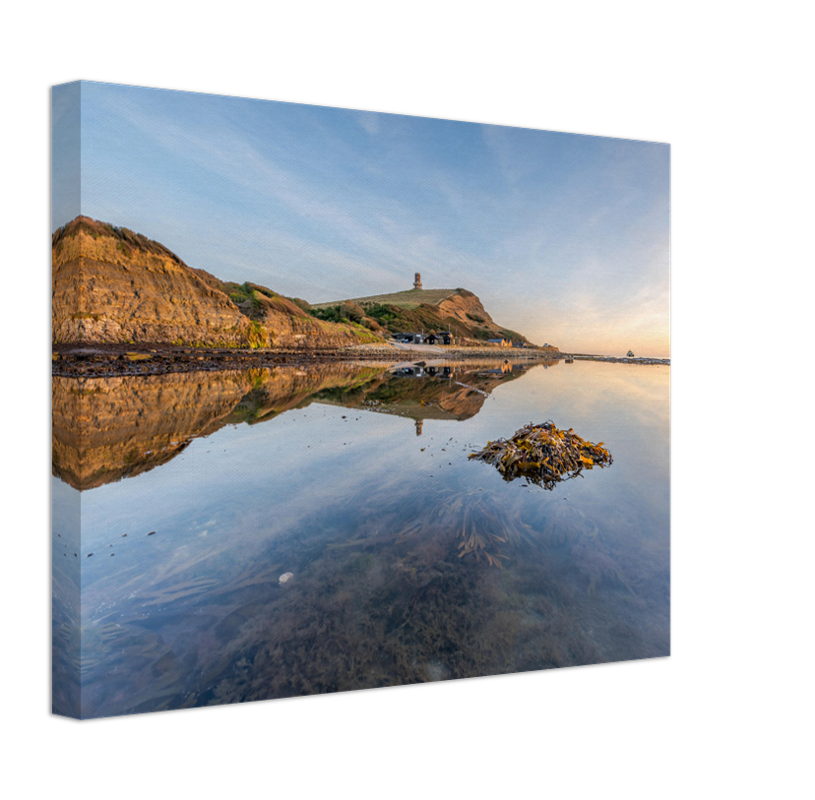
<box><xmin>311</xmin><ymin>288</ymin><xmax>461</xmax><ymax>310</ymax></box>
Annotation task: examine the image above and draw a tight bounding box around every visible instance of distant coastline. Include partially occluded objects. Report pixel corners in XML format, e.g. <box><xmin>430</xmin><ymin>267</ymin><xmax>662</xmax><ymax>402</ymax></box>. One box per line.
<box><xmin>557</xmin><ymin>353</ymin><xmax>670</xmax><ymax>365</ymax></box>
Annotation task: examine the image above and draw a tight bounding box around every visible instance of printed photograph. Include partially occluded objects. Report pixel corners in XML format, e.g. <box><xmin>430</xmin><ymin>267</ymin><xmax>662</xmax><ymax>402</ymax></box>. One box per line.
<box><xmin>52</xmin><ymin>81</ymin><xmax>670</xmax><ymax>719</ymax></box>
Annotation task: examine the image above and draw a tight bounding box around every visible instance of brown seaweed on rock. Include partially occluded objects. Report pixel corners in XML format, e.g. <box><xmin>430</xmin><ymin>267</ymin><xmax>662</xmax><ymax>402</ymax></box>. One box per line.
<box><xmin>468</xmin><ymin>422</ymin><xmax>613</xmax><ymax>490</ymax></box>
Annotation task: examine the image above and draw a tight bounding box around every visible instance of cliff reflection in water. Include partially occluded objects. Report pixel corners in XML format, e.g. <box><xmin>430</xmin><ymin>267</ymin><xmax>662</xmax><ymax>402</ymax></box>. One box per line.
<box><xmin>52</xmin><ymin>360</ymin><xmax>545</xmax><ymax>490</ymax></box>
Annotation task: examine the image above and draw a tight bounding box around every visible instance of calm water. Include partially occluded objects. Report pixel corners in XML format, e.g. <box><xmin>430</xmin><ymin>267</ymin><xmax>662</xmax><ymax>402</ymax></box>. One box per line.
<box><xmin>52</xmin><ymin>358</ymin><xmax>670</xmax><ymax>718</ymax></box>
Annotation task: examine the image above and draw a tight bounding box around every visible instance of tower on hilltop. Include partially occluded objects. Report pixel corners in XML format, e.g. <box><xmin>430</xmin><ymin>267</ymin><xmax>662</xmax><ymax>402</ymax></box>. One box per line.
<box><xmin>414</xmin><ymin>272</ymin><xmax>422</xmax><ymax>290</ymax></box>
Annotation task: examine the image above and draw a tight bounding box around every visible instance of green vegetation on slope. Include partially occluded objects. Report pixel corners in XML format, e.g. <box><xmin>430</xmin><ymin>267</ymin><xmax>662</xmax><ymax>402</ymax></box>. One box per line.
<box><xmin>311</xmin><ymin>301</ymin><xmax>528</xmax><ymax>344</ymax></box>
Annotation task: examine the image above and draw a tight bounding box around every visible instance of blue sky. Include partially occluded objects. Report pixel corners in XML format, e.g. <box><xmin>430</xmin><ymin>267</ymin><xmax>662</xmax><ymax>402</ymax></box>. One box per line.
<box><xmin>53</xmin><ymin>81</ymin><xmax>669</xmax><ymax>356</ymax></box>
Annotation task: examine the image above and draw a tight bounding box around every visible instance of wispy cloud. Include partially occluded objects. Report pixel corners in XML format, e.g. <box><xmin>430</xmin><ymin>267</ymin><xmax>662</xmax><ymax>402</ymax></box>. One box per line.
<box><xmin>78</xmin><ymin>83</ymin><xmax>670</xmax><ymax>356</ymax></box>
<box><xmin>355</xmin><ymin>110</ymin><xmax>380</xmax><ymax>136</ymax></box>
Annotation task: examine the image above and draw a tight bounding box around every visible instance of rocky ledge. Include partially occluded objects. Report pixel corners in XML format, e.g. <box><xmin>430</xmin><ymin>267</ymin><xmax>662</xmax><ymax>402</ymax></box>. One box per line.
<box><xmin>51</xmin><ymin>344</ymin><xmax>386</xmax><ymax>378</ymax></box>
<box><xmin>560</xmin><ymin>354</ymin><xmax>670</xmax><ymax>365</ymax></box>
<box><xmin>52</xmin><ymin>343</ymin><xmax>567</xmax><ymax>378</ymax></box>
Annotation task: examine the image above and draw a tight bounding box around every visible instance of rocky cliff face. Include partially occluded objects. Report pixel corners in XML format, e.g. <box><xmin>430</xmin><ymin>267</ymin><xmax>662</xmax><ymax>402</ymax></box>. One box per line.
<box><xmin>436</xmin><ymin>290</ymin><xmax>497</xmax><ymax>328</ymax></box>
<box><xmin>52</xmin><ymin>217</ymin><xmax>255</xmax><ymax>346</ymax></box>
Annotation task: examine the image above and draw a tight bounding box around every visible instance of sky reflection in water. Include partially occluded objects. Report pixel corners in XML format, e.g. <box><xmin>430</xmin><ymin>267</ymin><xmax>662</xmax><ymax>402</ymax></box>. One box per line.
<box><xmin>52</xmin><ymin>359</ymin><xmax>669</xmax><ymax>718</ymax></box>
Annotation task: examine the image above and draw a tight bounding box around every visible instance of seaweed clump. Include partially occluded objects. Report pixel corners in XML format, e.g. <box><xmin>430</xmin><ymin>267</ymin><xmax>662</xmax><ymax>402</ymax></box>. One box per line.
<box><xmin>468</xmin><ymin>422</ymin><xmax>613</xmax><ymax>489</ymax></box>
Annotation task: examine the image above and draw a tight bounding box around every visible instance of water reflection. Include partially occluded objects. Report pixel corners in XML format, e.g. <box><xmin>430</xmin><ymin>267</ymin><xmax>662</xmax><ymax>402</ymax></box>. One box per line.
<box><xmin>52</xmin><ymin>360</ymin><xmax>548</xmax><ymax>490</ymax></box>
<box><xmin>52</xmin><ymin>358</ymin><xmax>669</xmax><ymax>718</ymax></box>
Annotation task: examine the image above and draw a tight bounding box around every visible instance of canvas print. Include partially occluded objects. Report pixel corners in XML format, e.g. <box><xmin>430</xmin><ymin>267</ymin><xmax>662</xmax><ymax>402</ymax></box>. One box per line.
<box><xmin>52</xmin><ymin>81</ymin><xmax>670</xmax><ymax>719</ymax></box>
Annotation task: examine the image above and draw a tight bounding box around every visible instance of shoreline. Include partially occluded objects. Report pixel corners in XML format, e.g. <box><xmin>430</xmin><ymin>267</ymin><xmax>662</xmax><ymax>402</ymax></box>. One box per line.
<box><xmin>558</xmin><ymin>353</ymin><xmax>670</xmax><ymax>365</ymax></box>
<box><xmin>51</xmin><ymin>342</ymin><xmax>670</xmax><ymax>378</ymax></box>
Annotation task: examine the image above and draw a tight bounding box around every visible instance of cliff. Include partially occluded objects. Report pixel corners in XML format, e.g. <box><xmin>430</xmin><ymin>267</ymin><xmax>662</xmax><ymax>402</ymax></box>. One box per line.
<box><xmin>52</xmin><ymin>217</ymin><xmax>255</xmax><ymax>346</ymax></box>
<box><xmin>312</xmin><ymin>287</ymin><xmax>538</xmax><ymax>346</ymax></box>
<box><xmin>435</xmin><ymin>289</ymin><xmax>501</xmax><ymax>332</ymax></box>
<box><xmin>51</xmin><ymin>217</ymin><xmax>383</xmax><ymax>349</ymax></box>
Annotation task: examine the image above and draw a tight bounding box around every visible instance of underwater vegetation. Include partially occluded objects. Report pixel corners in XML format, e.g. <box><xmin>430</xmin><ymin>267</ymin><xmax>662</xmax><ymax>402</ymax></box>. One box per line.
<box><xmin>198</xmin><ymin>479</ymin><xmax>661</xmax><ymax>706</ymax></box>
<box><xmin>322</xmin><ymin>483</ymin><xmax>541</xmax><ymax>570</ymax></box>
<box><xmin>469</xmin><ymin>422</ymin><xmax>613</xmax><ymax>489</ymax></box>
<box><xmin>66</xmin><ymin>456</ymin><xmax>663</xmax><ymax>715</ymax></box>
<box><xmin>204</xmin><ymin>549</ymin><xmax>519</xmax><ymax>703</ymax></box>
<box><xmin>431</xmin><ymin>486</ymin><xmax>538</xmax><ymax>568</ymax></box>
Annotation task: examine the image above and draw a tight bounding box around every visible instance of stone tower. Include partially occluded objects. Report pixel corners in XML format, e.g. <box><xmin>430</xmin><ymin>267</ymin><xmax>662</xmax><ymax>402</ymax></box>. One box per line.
<box><xmin>414</xmin><ymin>272</ymin><xmax>422</xmax><ymax>290</ymax></box>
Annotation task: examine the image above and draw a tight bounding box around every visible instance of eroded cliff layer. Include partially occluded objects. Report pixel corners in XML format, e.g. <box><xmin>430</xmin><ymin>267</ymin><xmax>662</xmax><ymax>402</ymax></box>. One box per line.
<box><xmin>435</xmin><ymin>290</ymin><xmax>499</xmax><ymax>330</ymax></box>
<box><xmin>52</xmin><ymin>217</ymin><xmax>255</xmax><ymax>346</ymax></box>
